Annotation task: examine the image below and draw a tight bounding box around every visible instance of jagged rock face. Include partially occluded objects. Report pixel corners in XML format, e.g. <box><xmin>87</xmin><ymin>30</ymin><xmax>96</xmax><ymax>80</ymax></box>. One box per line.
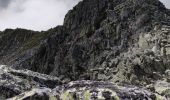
<box><xmin>12</xmin><ymin>0</ymin><xmax>170</xmax><ymax>84</ymax></box>
<box><xmin>0</xmin><ymin>0</ymin><xmax>170</xmax><ymax>99</ymax></box>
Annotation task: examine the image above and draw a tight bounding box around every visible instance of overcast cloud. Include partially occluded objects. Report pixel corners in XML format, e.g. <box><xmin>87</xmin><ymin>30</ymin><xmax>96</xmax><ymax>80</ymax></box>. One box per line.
<box><xmin>0</xmin><ymin>0</ymin><xmax>169</xmax><ymax>31</ymax></box>
<box><xmin>160</xmin><ymin>0</ymin><xmax>170</xmax><ymax>8</ymax></box>
<box><xmin>0</xmin><ymin>0</ymin><xmax>81</xmax><ymax>31</ymax></box>
<box><xmin>0</xmin><ymin>0</ymin><xmax>11</xmax><ymax>9</ymax></box>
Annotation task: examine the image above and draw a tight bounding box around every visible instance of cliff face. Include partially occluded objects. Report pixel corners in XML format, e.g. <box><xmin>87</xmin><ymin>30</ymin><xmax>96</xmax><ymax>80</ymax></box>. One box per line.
<box><xmin>1</xmin><ymin>0</ymin><xmax>170</xmax><ymax>99</ymax></box>
<box><xmin>13</xmin><ymin>0</ymin><xmax>170</xmax><ymax>83</ymax></box>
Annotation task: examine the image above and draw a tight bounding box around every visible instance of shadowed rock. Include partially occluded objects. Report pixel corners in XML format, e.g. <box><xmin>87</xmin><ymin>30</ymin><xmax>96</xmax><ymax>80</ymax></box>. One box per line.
<box><xmin>0</xmin><ymin>0</ymin><xmax>170</xmax><ymax>99</ymax></box>
<box><xmin>0</xmin><ymin>65</ymin><xmax>61</xmax><ymax>99</ymax></box>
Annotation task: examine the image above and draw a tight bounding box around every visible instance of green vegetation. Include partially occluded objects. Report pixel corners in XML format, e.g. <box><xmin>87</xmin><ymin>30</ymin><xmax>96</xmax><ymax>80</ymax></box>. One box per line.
<box><xmin>22</xmin><ymin>31</ymin><xmax>49</xmax><ymax>50</ymax></box>
<box><xmin>84</xmin><ymin>90</ymin><xmax>91</xmax><ymax>100</ymax></box>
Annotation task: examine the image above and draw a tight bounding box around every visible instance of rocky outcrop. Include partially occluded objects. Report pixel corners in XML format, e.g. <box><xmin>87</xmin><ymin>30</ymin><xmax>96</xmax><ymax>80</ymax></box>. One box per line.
<box><xmin>0</xmin><ymin>0</ymin><xmax>170</xmax><ymax>99</ymax></box>
<box><xmin>154</xmin><ymin>81</ymin><xmax>170</xmax><ymax>97</ymax></box>
<box><xmin>12</xmin><ymin>0</ymin><xmax>170</xmax><ymax>84</ymax></box>
<box><xmin>3</xmin><ymin>64</ymin><xmax>168</xmax><ymax>99</ymax></box>
<box><xmin>8</xmin><ymin>80</ymin><xmax>168</xmax><ymax>100</ymax></box>
<box><xmin>0</xmin><ymin>65</ymin><xmax>61</xmax><ymax>99</ymax></box>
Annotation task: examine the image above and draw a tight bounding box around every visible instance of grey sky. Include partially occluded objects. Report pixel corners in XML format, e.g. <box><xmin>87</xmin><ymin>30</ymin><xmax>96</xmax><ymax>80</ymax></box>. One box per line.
<box><xmin>0</xmin><ymin>0</ymin><xmax>169</xmax><ymax>31</ymax></box>
<box><xmin>0</xmin><ymin>0</ymin><xmax>81</xmax><ymax>31</ymax></box>
<box><xmin>160</xmin><ymin>0</ymin><xmax>170</xmax><ymax>8</ymax></box>
<box><xmin>0</xmin><ymin>0</ymin><xmax>11</xmax><ymax>9</ymax></box>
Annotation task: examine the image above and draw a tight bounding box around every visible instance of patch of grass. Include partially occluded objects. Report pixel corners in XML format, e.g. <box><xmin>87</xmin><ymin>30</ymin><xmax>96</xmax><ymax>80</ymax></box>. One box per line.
<box><xmin>22</xmin><ymin>31</ymin><xmax>49</xmax><ymax>51</ymax></box>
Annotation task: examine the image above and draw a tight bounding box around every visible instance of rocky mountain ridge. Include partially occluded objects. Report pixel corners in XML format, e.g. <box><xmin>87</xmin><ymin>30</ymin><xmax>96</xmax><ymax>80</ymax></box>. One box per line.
<box><xmin>15</xmin><ymin>0</ymin><xmax>170</xmax><ymax>83</ymax></box>
<box><xmin>0</xmin><ymin>0</ymin><xmax>170</xmax><ymax>99</ymax></box>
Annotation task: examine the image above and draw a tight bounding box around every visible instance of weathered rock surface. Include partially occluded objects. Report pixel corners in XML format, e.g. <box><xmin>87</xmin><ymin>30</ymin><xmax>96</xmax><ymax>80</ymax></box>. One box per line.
<box><xmin>0</xmin><ymin>0</ymin><xmax>170</xmax><ymax>99</ymax></box>
<box><xmin>154</xmin><ymin>81</ymin><xmax>170</xmax><ymax>97</ymax></box>
<box><xmin>2</xmin><ymin>64</ymin><xmax>169</xmax><ymax>99</ymax></box>
<box><xmin>8</xmin><ymin>80</ymin><xmax>168</xmax><ymax>100</ymax></box>
<box><xmin>0</xmin><ymin>65</ymin><xmax>61</xmax><ymax>99</ymax></box>
<box><xmin>11</xmin><ymin>0</ymin><xmax>170</xmax><ymax>85</ymax></box>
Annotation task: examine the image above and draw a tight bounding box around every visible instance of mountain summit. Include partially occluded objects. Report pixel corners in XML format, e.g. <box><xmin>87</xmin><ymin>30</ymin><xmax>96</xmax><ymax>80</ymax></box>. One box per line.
<box><xmin>1</xmin><ymin>0</ymin><xmax>170</xmax><ymax>99</ymax></box>
<box><xmin>20</xmin><ymin>0</ymin><xmax>170</xmax><ymax>81</ymax></box>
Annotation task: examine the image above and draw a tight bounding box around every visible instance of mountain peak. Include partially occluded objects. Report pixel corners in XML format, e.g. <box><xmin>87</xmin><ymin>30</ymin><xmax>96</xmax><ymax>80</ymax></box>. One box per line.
<box><xmin>63</xmin><ymin>0</ymin><xmax>169</xmax><ymax>32</ymax></box>
<box><xmin>1</xmin><ymin>0</ymin><xmax>170</xmax><ymax>99</ymax></box>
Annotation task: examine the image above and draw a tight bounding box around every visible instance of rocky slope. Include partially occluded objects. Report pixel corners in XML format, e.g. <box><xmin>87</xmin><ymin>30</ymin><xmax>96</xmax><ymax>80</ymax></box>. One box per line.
<box><xmin>0</xmin><ymin>65</ymin><xmax>169</xmax><ymax>99</ymax></box>
<box><xmin>13</xmin><ymin>0</ymin><xmax>170</xmax><ymax>83</ymax></box>
<box><xmin>7</xmin><ymin>80</ymin><xmax>166</xmax><ymax>100</ymax></box>
<box><xmin>0</xmin><ymin>0</ymin><xmax>170</xmax><ymax>99</ymax></box>
<box><xmin>0</xmin><ymin>27</ymin><xmax>61</xmax><ymax>66</ymax></box>
<box><xmin>0</xmin><ymin>28</ymin><xmax>50</xmax><ymax>65</ymax></box>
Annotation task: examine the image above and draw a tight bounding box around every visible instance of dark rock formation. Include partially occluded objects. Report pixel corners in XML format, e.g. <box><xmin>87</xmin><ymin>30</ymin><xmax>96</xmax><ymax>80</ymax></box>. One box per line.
<box><xmin>12</xmin><ymin>0</ymin><xmax>170</xmax><ymax>83</ymax></box>
<box><xmin>0</xmin><ymin>0</ymin><xmax>170</xmax><ymax>99</ymax></box>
